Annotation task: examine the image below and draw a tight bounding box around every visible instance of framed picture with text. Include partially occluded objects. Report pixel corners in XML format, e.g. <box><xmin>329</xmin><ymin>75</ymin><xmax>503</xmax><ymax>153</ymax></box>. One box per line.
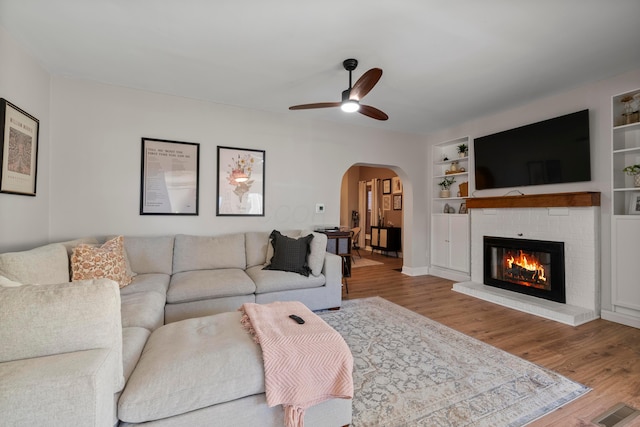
<box><xmin>217</xmin><ymin>146</ymin><xmax>265</xmax><ymax>216</ymax></box>
<box><xmin>382</xmin><ymin>178</ymin><xmax>391</xmax><ymax>194</ymax></box>
<box><xmin>0</xmin><ymin>98</ymin><xmax>39</xmax><ymax>196</ymax></box>
<box><xmin>393</xmin><ymin>194</ymin><xmax>402</xmax><ymax>210</ymax></box>
<box><xmin>140</xmin><ymin>138</ymin><xmax>199</xmax><ymax>215</ymax></box>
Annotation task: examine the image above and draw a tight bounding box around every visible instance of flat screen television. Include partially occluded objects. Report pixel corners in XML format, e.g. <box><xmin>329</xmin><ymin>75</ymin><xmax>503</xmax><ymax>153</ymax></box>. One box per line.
<box><xmin>474</xmin><ymin>109</ymin><xmax>591</xmax><ymax>190</ymax></box>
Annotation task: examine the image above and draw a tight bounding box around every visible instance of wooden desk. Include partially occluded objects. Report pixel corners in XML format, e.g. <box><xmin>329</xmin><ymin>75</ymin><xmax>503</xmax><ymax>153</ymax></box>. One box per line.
<box><xmin>317</xmin><ymin>230</ymin><xmax>352</xmax><ymax>292</ymax></box>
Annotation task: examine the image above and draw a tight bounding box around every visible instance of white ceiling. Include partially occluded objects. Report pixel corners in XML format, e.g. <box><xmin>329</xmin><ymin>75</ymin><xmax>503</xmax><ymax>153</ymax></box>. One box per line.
<box><xmin>2</xmin><ymin>0</ymin><xmax>640</xmax><ymax>135</ymax></box>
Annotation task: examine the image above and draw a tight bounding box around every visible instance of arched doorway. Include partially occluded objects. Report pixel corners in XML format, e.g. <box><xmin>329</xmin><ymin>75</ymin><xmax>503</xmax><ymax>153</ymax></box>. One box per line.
<box><xmin>340</xmin><ymin>164</ymin><xmax>405</xmax><ymax>257</ymax></box>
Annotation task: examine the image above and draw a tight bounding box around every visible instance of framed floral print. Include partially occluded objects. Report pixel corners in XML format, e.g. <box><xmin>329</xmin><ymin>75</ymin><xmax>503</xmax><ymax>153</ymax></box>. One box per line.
<box><xmin>217</xmin><ymin>146</ymin><xmax>265</xmax><ymax>216</ymax></box>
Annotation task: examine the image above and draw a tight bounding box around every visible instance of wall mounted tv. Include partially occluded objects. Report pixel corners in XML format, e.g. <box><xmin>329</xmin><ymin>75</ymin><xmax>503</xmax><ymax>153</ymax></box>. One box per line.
<box><xmin>474</xmin><ymin>109</ymin><xmax>591</xmax><ymax>190</ymax></box>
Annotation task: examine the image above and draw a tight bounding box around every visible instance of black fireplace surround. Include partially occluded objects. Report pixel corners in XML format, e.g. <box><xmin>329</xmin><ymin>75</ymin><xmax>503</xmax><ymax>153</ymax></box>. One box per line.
<box><xmin>483</xmin><ymin>236</ymin><xmax>566</xmax><ymax>304</ymax></box>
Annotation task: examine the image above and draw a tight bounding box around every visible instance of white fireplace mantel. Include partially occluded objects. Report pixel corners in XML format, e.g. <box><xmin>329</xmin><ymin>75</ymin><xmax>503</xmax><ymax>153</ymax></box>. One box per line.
<box><xmin>453</xmin><ymin>192</ymin><xmax>601</xmax><ymax>326</ymax></box>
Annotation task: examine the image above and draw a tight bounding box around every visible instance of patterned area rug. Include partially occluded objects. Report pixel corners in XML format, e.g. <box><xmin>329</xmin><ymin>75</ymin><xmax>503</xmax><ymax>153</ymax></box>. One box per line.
<box><xmin>351</xmin><ymin>258</ymin><xmax>384</xmax><ymax>268</ymax></box>
<box><xmin>319</xmin><ymin>297</ymin><xmax>590</xmax><ymax>427</ymax></box>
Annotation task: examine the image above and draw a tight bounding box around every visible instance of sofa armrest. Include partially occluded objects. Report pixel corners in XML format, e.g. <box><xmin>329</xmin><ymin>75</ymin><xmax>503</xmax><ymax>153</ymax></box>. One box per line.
<box><xmin>322</xmin><ymin>252</ymin><xmax>342</xmax><ymax>290</ymax></box>
<box><xmin>0</xmin><ymin>279</ymin><xmax>124</xmax><ymax>391</ymax></box>
<box><xmin>0</xmin><ymin>349</ymin><xmax>115</xmax><ymax>427</ymax></box>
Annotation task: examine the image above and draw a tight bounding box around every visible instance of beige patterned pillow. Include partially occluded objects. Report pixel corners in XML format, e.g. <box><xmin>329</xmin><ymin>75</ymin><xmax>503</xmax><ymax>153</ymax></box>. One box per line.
<box><xmin>71</xmin><ymin>236</ymin><xmax>132</xmax><ymax>288</ymax></box>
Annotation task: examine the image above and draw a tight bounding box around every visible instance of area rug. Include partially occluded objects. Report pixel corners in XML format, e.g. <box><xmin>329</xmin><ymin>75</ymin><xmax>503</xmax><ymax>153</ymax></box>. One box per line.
<box><xmin>351</xmin><ymin>258</ymin><xmax>384</xmax><ymax>268</ymax></box>
<box><xmin>318</xmin><ymin>297</ymin><xmax>590</xmax><ymax>426</ymax></box>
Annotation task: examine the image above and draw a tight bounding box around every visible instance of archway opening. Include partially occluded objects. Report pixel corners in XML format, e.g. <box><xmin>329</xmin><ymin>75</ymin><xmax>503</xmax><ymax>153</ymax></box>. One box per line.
<box><xmin>340</xmin><ymin>164</ymin><xmax>405</xmax><ymax>257</ymax></box>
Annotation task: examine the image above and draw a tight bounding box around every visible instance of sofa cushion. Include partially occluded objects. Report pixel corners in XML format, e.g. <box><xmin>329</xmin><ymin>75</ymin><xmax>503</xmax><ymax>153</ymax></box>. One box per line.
<box><xmin>173</xmin><ymin>234</ymin><xmax>246</xmax><ymax>273</ymax></box>
<box><xmin>118</xmin><ymin>312</ymin><xmax>265</xmax><ymax>423</ymax></box>
<box><xmin>0</xmin><ymin>348</ymin><xmax>116</xmax><ymax>427</ymax></box>
<box><xmin>0</xmin><ymin>279</ymin><xmax>124</xmax><ymax>392</ymax></box>
<box><xmin>265</xmin><ymin>229</ymin><xmax>301</xmax><ymax>265</ymax></box>
<box><xmin>264</xmin><ymin>230</ymin><xmax>313</xmax><ymax>276</ymax></box>
<box><xmin>122</xmin><ymin>236</ymin><xmax>174</xmax><ymax>275</ymax></box>
<box><xmin>246</xmin><ymin>265</ymin><xmax>325</xmax><ymax>294</ymax></box>
<box><xmin>119</xmin><ymin>273</ymin><xmax>170</xmax><ymax>296</ymax></box>
<box><xmin>164</xmin><ymin>295</ymin><xmax>256</xmax><ymax>324</ymax></box>
<box><xmin>0</xmin><ymin>243</ymin><xmax>69</xmax><ymax>285</ymax></box>
<box><xmin>56</xmin><ymin>237</ymin><xmax>100</xmax><ymax>258</ymax></box>
<box><xmin>71</xmin><ymin>236</ymin><xmax>132</xmax><ymax>288</ymax></box>
<box><xmin>121</xmin><ymin>327</ymin><xmax>151</xmax><ymax>382</ymax></box>
<box><xmin>0</xmin><ymin>275</ymin><xmax>23</xmax><ymax>287</ymax></box>
<box><xmin>167</xmin><ymin>269</ymin><xmax>256</xmax><ymax>304</ymax></box>
<box><xmin>244</xmin><ymin>231</ymin><xmax>270</xmax><ymax>268</ymax></box>
<box><xmin>304</xmin><ymin>231</ymin><xmax>328</xmax><ymax>277</ymax></box>
<box><xmin>120</xmin><ymin>291</ymin><xmax>166</xmax><ymax>331</ymax></box>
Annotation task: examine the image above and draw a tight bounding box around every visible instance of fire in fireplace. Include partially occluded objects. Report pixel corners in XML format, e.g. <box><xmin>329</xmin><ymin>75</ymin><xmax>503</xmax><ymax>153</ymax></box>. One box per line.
<box><xmin>483</xmin><ymin>236</ymin><xmax>566</xmax><ymax>304</ymax></box>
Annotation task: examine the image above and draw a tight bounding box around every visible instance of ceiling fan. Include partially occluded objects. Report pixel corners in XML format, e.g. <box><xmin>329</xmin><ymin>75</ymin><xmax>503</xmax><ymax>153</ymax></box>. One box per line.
<box><xmin>289</xmin><ymin>59</ymin><xmax>389</xmax><ymax>121</ymax></box>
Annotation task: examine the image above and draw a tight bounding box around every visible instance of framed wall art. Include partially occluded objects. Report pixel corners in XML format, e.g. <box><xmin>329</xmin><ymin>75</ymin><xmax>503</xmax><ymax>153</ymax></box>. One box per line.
<box><xmin>217</xmin><ymin>146</ymin><xmax>265</xmax><ymax>216</ymax></box>
<box><xmin>382</xmin><ymin>178</ymin><xmax>391</xmax><ymax>194</ymax></box>
<box><xmin>0</xmin><ymin>98</ymin><xmax>39</xmax><ymax>196</ymax></box>
<box><xmin>392</xmin><ymin>176</ymin><xmax>402</xmax><ymax>194</ymax></box>
<box><xmin>382</xmin><ymin>194</ymin><xmax>391</xmax><ymax>211</ymax></box>
<box><xmin>140</xmin><ymin>138</ymin><xmax>199</xmax><ymax>215</ymax></box>
<box><xmin>393</xmin><ymin>194</ymin><xmax>402</xmax><ymax>210</ymax></box>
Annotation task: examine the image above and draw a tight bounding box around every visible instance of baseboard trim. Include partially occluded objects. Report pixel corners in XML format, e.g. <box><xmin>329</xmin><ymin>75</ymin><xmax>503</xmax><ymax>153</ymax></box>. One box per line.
<box><xmin>601</xmin><ymin>310</ymin><xmax>640</xmax><ymax>329</ymax></box>
<box><xmin>401</xmin><ymin>265</ymin><xmax>430</xmax><ymax>276</ymax></box>
<box><xmin>428</xmin><ymin>266</ymin><xmax>471</xmax><ymax>282</ymax></box>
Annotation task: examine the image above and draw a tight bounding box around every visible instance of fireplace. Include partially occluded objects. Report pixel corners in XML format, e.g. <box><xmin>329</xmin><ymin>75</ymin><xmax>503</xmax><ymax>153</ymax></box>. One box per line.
<box><xmin>483</xmin><ymin>236</ymin><xmax>566</xmax><ymax>304</ymax></box>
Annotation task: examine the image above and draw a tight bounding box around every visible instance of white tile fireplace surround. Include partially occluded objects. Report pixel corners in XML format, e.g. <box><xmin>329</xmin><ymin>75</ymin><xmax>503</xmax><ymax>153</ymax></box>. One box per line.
<box><xmin>453</xmin><ymin>192</ymin><xmax>601</xmax><ymax>326</ymax></box>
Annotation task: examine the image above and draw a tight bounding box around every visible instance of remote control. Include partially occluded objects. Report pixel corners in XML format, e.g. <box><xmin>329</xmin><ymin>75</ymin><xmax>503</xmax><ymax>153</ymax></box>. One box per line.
<box><xmin>289</xmin><ymin>314</ymin><xmax>305</xmax><ymax>324</ymax></box>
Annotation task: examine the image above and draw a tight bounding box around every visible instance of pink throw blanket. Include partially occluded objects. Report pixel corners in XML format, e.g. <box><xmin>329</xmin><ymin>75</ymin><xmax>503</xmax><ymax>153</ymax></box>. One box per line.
<box><xmin>239</xmin><ymin>301</ymin><xmax>353</xmax><ymax>427</ymax></box>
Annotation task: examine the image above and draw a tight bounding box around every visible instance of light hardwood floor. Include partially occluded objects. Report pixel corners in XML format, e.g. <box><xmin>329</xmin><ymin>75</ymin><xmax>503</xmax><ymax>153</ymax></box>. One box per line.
<box><xmin>344</xmin><ymin>252</ymin><xmax>640</xmax><ymax>427</ymax></box>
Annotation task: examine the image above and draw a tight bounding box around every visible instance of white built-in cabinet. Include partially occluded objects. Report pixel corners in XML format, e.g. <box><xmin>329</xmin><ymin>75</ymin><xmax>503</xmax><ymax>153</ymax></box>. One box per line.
<box><xmin>430</xmin><ymin>214</ymin><xmax>470</xmax><ymax>274</ymax></box>
<box><xmin>430</xmin><ymin>137</ymin><xmax>471</xmax><ymax>281</ymax></box>
<box><xmin>604</xmin><ymin>88</ymin><xmax>640</xmax><ymax>328</ymax></box>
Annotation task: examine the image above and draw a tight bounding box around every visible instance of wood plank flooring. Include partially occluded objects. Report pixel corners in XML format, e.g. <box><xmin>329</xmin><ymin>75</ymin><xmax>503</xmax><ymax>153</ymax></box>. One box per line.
<box><xmin>344</xmin><ymin>252</ymin><xmax>640</xmax><ymax>427</ymax></box>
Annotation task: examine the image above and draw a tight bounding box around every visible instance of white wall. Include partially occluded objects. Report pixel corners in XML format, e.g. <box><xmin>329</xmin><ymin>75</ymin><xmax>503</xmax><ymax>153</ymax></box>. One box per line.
<box><xmin>0</xmin><ymin>26</ymin><xmax>51</xmax><ymax>252</ymax></box>
<box><xmin>425</xmin><ymin>67</ymin><xmax>640</xmax><ymax>312</ymax></box>
<box><xmin>48</xmin><ymin>77</ymin><xmax>429</xmax><ymax>269</ymax></box>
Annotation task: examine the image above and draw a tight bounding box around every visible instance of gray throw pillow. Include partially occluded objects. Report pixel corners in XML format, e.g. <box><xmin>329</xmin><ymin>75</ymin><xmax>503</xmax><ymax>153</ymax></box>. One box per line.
<box><xmin>263</xmin><ymin>230</ymin><xmax>313</xmax><ymax>277</ymax></box>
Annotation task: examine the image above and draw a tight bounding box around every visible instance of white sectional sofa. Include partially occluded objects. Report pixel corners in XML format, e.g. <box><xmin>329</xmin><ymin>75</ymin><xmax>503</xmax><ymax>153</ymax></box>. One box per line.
<box><xmin>0</xmin><ymin>230</ymin><xmax>351</xmax><ymax>426</ymax></box>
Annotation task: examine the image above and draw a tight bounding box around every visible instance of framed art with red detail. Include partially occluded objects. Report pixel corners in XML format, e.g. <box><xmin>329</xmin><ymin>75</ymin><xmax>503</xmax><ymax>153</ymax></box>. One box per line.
<box><xmin>0</xmin><ymin>98</ymin><xmax>39</xmax><ymax>196</ymax></box>
<box><xmin>216</xmin><ymin>146</ymin><xmax>265</xmax><ymax>216</ymax></box>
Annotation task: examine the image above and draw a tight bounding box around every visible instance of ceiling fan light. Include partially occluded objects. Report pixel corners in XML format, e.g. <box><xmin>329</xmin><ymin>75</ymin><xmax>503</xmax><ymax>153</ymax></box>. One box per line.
<box><xmin>341</xmin><ymin>100</ymin><xmax>360</xmax><ymax>113</ymax></box>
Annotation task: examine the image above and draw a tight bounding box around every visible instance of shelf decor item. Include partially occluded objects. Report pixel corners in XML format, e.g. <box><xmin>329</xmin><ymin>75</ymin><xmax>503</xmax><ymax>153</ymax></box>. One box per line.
<box><xmin>620</xmin><ymin>95</ymin><xmax>639</xmax><ymax>125</ymax></box>
<box><xmin>438</xmin><ymin>176</ymin><xmax>455</xmax><ymax>198</ymax></box>
<box><xmin>0</xmin><ymin>98</ymin><xmax>39</xmax><ymax>196</ymax></box>
<box><xmin>622</xmin><ymin>164</ymin><xmax>640</xmax><ymax>187</ymax></box>
<box><xmin>459</xmin><ymin>181</ymin><xmax>469</xmax><ymax>197</ymax></box>
<box><xmin>629</xmin><ymin>192</ymin><xmax>640</xmax><ymax>215</ymax></box>
<box><xmin>457</xmin><ymin>143</ymin><xmax>468</xmax><ymax>158</ymax></box>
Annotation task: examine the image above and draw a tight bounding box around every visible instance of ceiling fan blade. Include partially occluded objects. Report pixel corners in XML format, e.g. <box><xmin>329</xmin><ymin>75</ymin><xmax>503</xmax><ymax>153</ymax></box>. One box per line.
<box><xmin>289</xmin><ymin>102</ymin><xmax>341</xmax><ymax>110</ymax></box>
<box><xmin>349</xmin><ymin>68</ymin><xmax>382</xmax><ymax>101</ymax></box>
<box><xmin>359</xmin><ymin>104</ymin><xmax>389</xmax><ymax>121</ymax></box>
